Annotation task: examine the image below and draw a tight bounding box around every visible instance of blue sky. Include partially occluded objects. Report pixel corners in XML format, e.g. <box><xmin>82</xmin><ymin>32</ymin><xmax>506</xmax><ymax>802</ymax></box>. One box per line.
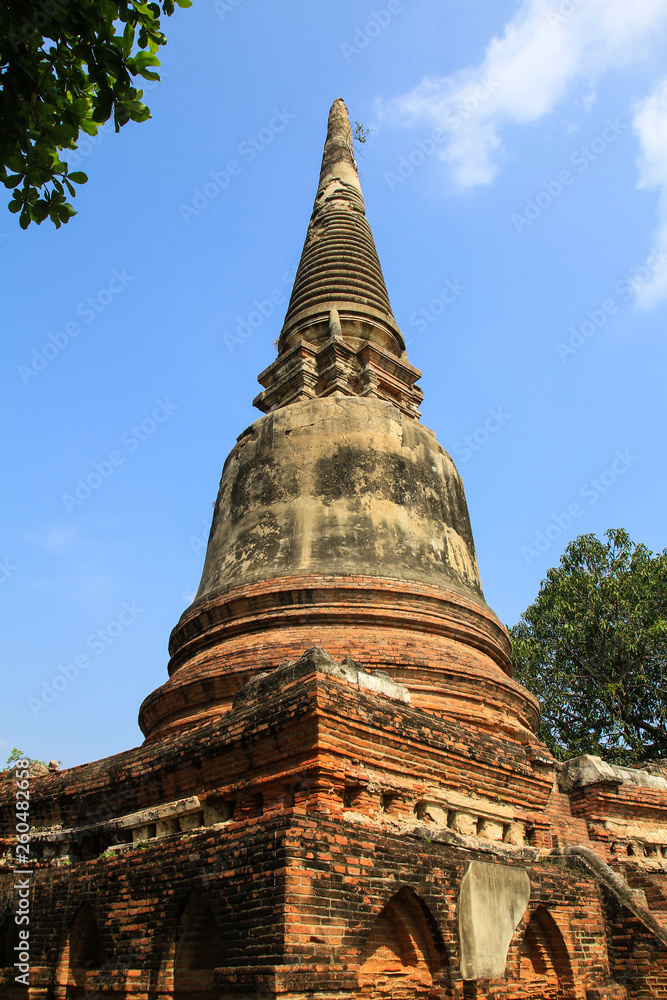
<box><xmin>2</xmin><ymin>0</ymin><xmax>666</xmax><ymax>767</ymax></box>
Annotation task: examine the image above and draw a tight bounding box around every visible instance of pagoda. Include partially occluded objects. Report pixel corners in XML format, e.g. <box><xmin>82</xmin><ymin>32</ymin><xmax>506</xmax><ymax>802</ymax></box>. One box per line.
<box><xmin>1</xmin><ymin>99</ymin><xmax>667</xmax><ymax>1000</ymax></box>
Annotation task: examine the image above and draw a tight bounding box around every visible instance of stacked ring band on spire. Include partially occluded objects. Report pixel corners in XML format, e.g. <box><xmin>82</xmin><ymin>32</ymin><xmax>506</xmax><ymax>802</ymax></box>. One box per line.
<box><xmin>254</xmin><ymin>98</ymin><xmax>421</xmax><ymax>417</ymax></box>
<box><xmin>283</xmin><ymin>185</ymin><xmax>395</xmax><ymax>322</ymax></box>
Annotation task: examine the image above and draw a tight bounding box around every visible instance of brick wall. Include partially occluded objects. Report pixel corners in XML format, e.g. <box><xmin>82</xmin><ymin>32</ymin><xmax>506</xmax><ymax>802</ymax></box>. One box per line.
<box><xmin>2</xmin><ymin>651</ymin><xmax>666</xmax><ymax>998</ymax></box>
<box><xmin>5</xmin><ymin>811</ymin><xmax>661</xmax><ymax>998</ymax></box>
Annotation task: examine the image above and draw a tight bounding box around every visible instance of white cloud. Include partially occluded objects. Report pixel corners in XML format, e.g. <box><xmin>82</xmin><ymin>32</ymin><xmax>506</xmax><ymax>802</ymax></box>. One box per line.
<box><xmin>383</xmin><ymin>0</ymin><xmax>667</xmax><ymax>304</ymax></box>
<box><xmin>632</xmin><ymin>78</ymin><xmax>667</xmax><ymax>309</ymax></box>
<box><xmin>385</xmin><ymin>0</ymin><xmax>667</xmax><ymax>186</ymax></box>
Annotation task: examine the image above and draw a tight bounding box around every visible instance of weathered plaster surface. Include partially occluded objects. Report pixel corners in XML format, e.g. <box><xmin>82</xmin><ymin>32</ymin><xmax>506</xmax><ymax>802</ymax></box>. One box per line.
<box><xmin>458</xmin><ymin>861</ymin><xmax>531</xmax><ymax>980</ymax></box>
<box><xmin>193</xmin><ymin>395</ymin><xmax>485</xmax><ymax>609</ymax></box>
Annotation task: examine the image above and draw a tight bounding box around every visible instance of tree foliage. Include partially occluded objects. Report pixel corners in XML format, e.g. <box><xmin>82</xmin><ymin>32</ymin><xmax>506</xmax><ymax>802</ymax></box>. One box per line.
<box><xmin>352</xmin><ymin>121</ymin><xmax>373</xmax><ymax>145</ymax></box>
<box><xmin>3</xmin><ymin>747</ymin><xmax>50</xmax><ymax>769</ymax></box>
<box><xmin>0</xmin><ymin>0</ymin><xmax>190</xmax><ymax>229</ymax></box>
<box><xmin>511</xmin><ymin>528</ymin><xmax>667</xmax><ymax>764</ymax></box>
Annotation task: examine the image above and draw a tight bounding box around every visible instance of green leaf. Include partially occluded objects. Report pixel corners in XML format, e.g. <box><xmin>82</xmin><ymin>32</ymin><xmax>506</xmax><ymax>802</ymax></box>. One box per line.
<box><xmin>133</xmin><ymin>51</ymin><xmax>161</xmax><ymax>69</ymax></box>
<box><xmin>33</xmin><ymin>200</ymin><xmax>51</xmax><ymax>222</ymax></box>
<box><xmin>67</xmin><ymin>171</ymin><xmax>88</xmax><ymax>184</ymax></box>
<box><xmin>5</xmin><ymin>155</ymin><xmax>25</xmax><ymax>173</ymax></box>
<box><xmin>122</xmin><ymin>21</ymin><xmax>136</xmax><ymax>59</ymax></box>
<box><xmin>56</xmin><ymin>203</ymin><xmax>75</xmax><ymax>222</ymax></box>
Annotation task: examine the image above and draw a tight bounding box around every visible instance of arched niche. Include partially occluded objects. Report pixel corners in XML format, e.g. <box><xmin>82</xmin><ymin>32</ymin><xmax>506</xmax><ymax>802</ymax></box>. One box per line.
<box><xmin>0</xmin><ymin>905</ymin><xmax>19</xmax><ymax>968</ymax></box>
<box><xmin>172</xmin><ymin>890</ymin><xmax>225</xmax><ymax>997</ymax></box>
<box><xmin>53</xmin><ymin>901</ymin><xmax>105</xmax><ymax>998</ymax></box>
<box><xmin>517</xmin><ymin>905</ymin><xmax>576</xmax><ymax>999</ymax></box>
<box><xmin>358</xmin><ymin>886</ymin><xmax>449</xmax><ymax>998</ymax></box>
<box><xmin>0</xmin><ymin>907</ymin><xmax>28</xmax><ymax>1000</ymax></box>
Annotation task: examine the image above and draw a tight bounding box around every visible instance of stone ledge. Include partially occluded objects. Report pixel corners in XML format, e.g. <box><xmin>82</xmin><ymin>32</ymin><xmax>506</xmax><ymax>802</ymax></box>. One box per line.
<box><xmin>30</xmin><ymin>794</ymin><xmax>203</xmax><ymax>842</ymax></box>
<box><xmin>411</xmin><ymin>824</ymin><xmax>542</xmax><ymax>863</ymax></box>
<box><xmin>231</xmin><ymin>646</ymin><xmax>411</xmax><ymax>710</ymax></box>
<box><xmin>561</xmin><ymin>755</ymin><xmax>667</xmax><ymax>792</ymax></box>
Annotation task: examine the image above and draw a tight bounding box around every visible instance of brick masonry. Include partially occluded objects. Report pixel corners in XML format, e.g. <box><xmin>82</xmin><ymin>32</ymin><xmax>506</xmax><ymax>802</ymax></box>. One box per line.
<box><xmin>2</xmin><ymin>649</ymin><xmax>667</xmax><ymax>998</ymax></box>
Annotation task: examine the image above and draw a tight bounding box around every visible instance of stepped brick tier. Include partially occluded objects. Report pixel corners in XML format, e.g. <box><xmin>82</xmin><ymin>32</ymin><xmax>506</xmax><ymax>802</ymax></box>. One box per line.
<box><xmin>1</xmin><ymin>99</ymin><xmax>666</xmax><ymax>1000</ymax></box>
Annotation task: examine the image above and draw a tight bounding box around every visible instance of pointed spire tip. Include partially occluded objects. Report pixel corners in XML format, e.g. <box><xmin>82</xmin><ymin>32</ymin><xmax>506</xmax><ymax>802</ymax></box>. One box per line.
<box><xmin>319</xmin><ymin>98</ymin><xmax>358</xmax><ymax>187</ymax></box>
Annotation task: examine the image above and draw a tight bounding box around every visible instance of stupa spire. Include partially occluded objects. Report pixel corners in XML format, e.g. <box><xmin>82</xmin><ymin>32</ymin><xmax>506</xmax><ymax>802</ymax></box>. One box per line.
<box><xmin>253</xmin><ymin>98</ymin><xmax>423</xmax><ymax>419</ymax></box>
<box><xmin>316</xmin><ymin>96</ymin><xmax>363</xmax><ymax>197</ymax></box>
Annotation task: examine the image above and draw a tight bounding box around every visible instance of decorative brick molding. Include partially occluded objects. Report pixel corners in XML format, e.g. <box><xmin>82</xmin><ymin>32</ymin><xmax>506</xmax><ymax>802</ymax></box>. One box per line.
<box><xmin>139</xmin><ymin>575</ymin><xmax>538</xmax><ymax>742</ymax></box>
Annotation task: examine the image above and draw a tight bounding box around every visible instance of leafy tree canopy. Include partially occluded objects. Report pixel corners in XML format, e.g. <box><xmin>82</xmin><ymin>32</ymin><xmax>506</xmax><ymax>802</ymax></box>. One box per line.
<box><xmin>0</xmin><ymin>0</ymin><xmax>190</xmax><ymax>229</ymax></box>
<box><xmin>511</xmin><ymin>528</ymin><xmax>667</xmax><ymax>765</ymax></box>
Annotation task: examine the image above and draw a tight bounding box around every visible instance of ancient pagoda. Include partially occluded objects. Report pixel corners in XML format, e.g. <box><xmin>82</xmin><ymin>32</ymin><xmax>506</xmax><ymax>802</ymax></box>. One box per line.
<box><xmin>2</xmin><ymin>99</ymin><xmax>667</xmax><ymax>1000</ymax></box>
